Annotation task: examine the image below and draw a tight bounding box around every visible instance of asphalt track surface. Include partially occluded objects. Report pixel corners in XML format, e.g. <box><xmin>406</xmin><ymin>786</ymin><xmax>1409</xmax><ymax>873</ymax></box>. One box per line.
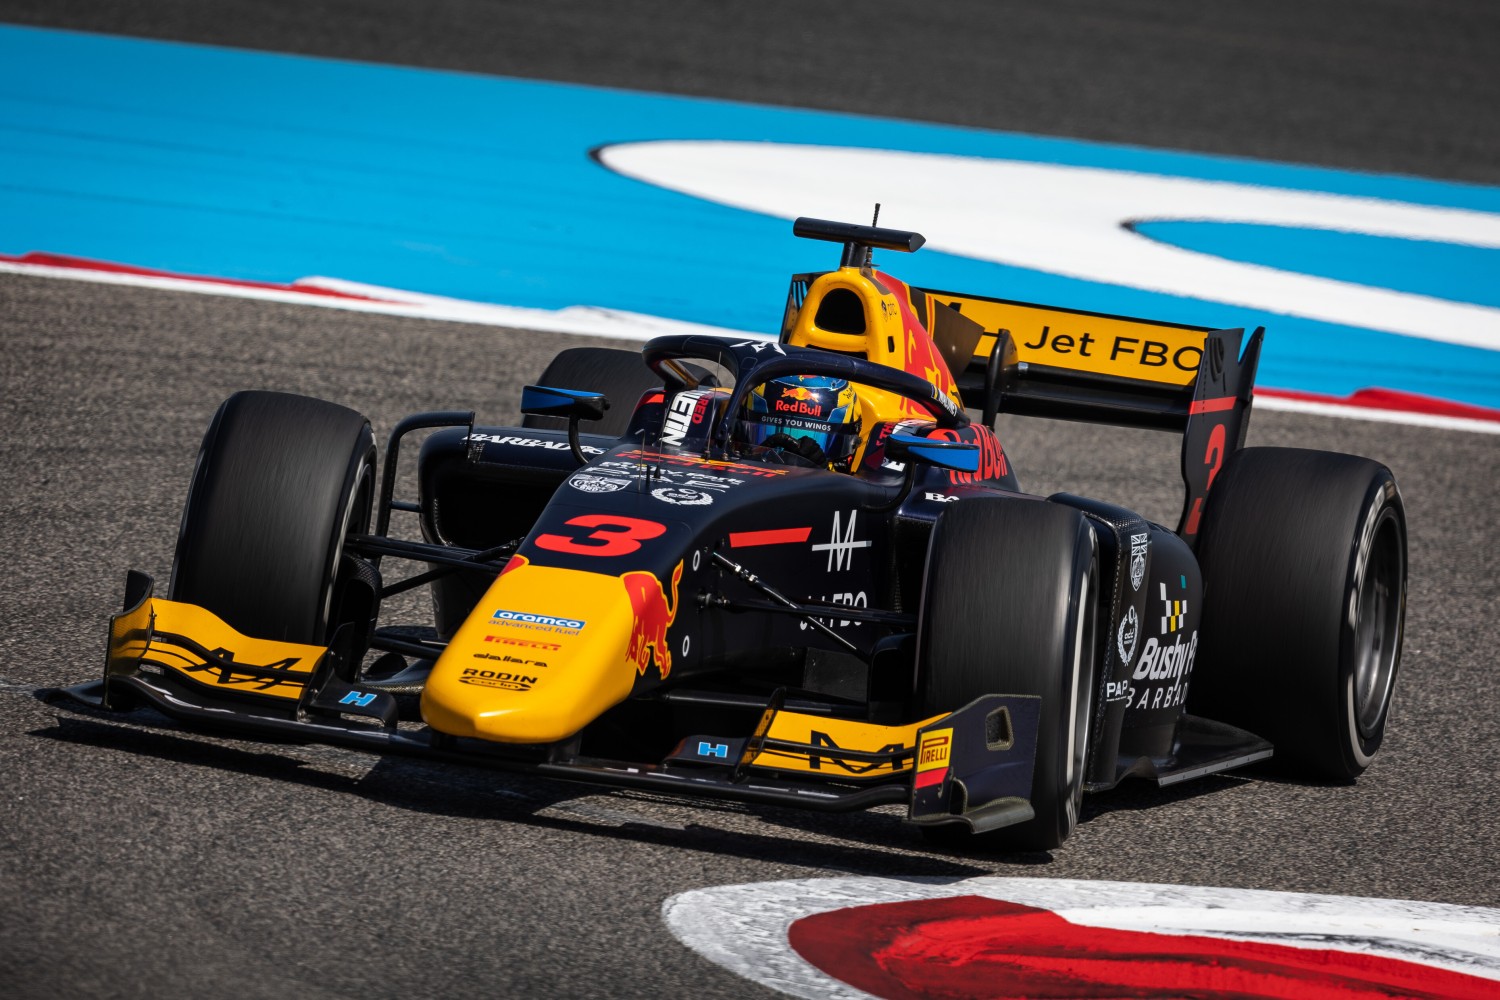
<box><xmin>3</xmin><ymin>3</ymin><xmax>1499</xmax><ymax>998</ymax></box>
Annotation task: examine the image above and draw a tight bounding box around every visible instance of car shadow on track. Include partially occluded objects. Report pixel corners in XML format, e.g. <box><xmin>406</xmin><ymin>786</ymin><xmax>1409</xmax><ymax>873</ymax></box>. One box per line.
<box><xmin>1079</xmin><ymin>774</ymin><xmax>1256</xmax><ymax>817</ymax></box>
<box><xmin>30</xmin><ymin>709</ymin><xmax>994</xmax><ymax>877</ymax></box>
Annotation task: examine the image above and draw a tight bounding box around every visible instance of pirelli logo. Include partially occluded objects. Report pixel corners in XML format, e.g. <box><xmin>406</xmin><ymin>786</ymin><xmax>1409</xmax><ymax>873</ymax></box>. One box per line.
<box><xmin>914</xmin><ymin>728</ymin><xmax>953</xmax><ymax>789</ymax></box>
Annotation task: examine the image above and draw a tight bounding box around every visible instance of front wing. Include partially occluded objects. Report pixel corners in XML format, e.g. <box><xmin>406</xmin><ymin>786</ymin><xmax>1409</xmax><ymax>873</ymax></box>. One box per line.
<box><xmin>52</xmin><ymin>571</ymin><xmax>1041</xmax><ymax>835</ymax></box>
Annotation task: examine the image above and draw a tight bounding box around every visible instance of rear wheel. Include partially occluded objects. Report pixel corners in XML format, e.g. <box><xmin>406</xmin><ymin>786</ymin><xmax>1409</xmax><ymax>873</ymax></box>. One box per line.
<box><xmin>917</xmin><ymin>499</ymin><xmax>1100</xmax><ymax>851</ymax></box>
<box><xmin>1187</xmin><ymin>447</ymin><xmax>1406</xmax><ymax>781</ymax></box>
<box><xmin>170</xmin><ymin>391</ymin><xmax>376</xmax><ymax>646</ymax></box>
<box><xmin>522</xmin><ymin>347</ymin><xmax>661</xmax><ymax>437</ymax></box>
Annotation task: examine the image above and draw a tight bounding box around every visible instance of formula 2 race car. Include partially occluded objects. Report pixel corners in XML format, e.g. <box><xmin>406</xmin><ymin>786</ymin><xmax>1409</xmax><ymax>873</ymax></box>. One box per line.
<box><xmin>58</xmin><ymin>217</ymin><xmax>1408</xmax><ymax>851</ymax></box>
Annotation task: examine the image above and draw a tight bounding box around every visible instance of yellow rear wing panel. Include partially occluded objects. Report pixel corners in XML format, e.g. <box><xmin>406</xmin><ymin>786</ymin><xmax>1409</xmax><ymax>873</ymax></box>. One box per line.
<box><xmin>929</xmin><ymin>291</ymin><xmax>1209</xmax><ymax>388</ymax></box>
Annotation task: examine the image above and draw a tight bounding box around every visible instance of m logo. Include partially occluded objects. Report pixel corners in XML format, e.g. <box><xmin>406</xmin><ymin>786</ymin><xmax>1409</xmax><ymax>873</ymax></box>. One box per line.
<box><xmin>811</xmin><ymin>510</ymin><xmax>872</xmax><ymax>572</ymax></box>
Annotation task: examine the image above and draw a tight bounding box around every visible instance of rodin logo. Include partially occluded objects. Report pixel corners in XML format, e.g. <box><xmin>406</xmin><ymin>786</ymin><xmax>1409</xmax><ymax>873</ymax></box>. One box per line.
<box><xmin>1117</xmin><ymin>606</ymin><xmax>1139</xmax><ymax>666</ymax></box>
<box><xmin>459</xmin><ymin>667</ymin><xmax>538</xmax><ymax>691</ymax></box>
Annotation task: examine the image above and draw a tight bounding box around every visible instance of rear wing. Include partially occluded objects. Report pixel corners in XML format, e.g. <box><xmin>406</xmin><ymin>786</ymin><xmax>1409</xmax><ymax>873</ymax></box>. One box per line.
<box><xmin>780</xmin><ymin>275</ymin><xmax>1263</xmax><ymax>546</ymax></box>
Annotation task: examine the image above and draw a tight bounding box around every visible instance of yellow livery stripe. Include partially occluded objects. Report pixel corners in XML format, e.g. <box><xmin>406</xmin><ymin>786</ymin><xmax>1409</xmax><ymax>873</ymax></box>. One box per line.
<box><xmin>141</xmin><ymin>598</ymin><xmax>327</xmax><ymax>702</ymax></box>
<box><xmin>749</xmin><ymin>711</ymin><xmax>945</xmax><ymax>780</ymax></box>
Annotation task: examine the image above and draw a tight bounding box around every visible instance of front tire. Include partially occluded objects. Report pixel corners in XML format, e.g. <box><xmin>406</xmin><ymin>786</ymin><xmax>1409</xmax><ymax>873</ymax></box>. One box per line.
<box><xmin>1187</xmin><ymin>447</ymin><xmax>1407</xmax><ymax>781</ymax></box>
<box><xmin>170</xmin><ymin>391</ymin><xmax>376</xmax><ymax>645</ymax></box>
<box><xmin>917</xmin><ymin>499</ymin><xmax>1100</xmax><ymax>851</ymax></box>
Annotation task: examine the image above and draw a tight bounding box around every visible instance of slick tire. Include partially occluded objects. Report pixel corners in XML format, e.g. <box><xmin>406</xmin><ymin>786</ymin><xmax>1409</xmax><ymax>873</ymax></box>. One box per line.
<box><xmin>1187</xmin><ymin>447</ymin><xmax>1407</xmax><ymax>781</ymax></box>
<box><xmin>170</xmin><ymin>390</ymin><xmax>376</xmax><ymax>646</ymax></box>
<box><xmin>917</xmin><ymin>499</ymin><xmax>1100</xmax><ymax>852</ymax></box>
<box><xmin>522</xmin><ymin>347</ymin><xmax>662</xmax><ymax>437</ymax></box>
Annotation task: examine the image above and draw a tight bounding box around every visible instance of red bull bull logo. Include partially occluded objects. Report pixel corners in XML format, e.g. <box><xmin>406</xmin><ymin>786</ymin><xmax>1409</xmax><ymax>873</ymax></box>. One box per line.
<box><xmin>776</xmin><ymin>384</ymin><xmax>827</xmax><ymax>417</ymax></box>
<box><xmin>874</xmin><ymin>274</ymin><xmax>963</xmax><ymax>413</ymax></box>
<box><xmin>623</xmin><ymin>560</ymin><xmax>684</xmax><ymax>679</ymax></box>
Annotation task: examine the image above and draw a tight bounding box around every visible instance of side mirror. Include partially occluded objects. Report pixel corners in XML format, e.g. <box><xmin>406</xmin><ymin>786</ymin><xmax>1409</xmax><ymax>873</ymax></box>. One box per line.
<box><xmin>520</xmin><ymin>385</ymin><xmax>608</xmax><ymax>422</ymax></box>
<box><xmin>519</xmin><ymin>386</ymin><xmax>609</xmax><ymax>465</ymax></box>
<box><xmin>883</xmin><ymin>432</ymin><xmax>980</xmax><ymax>474</ymax></box>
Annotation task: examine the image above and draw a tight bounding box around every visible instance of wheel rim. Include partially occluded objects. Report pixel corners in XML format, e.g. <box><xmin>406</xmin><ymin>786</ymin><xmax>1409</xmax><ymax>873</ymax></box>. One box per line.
<box><xmin>320</xmin><ymin>452</ymin><xmax>375</xmax><ymax>638</ymax></box>
<box><xmin>1352</xmin><ymin>509</ymin><xmax>1402</xmax><ymax>738</ymax></box>
<box><xmin>1063</xmin><ymin>558</ymin><xmax>1098</xmax><ymax>832</ymax></box>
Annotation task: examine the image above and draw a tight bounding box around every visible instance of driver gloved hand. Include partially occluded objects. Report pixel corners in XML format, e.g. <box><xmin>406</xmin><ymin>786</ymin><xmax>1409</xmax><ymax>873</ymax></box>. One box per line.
<box><xmin>762</xmin><ymin>432</ymin><xmax>828</xmax><ymax>466</ymax></box>
<box><xmin>794</xmin><ymin>436</ymin><xmax>827</xmax><ymax>465</ymax></box>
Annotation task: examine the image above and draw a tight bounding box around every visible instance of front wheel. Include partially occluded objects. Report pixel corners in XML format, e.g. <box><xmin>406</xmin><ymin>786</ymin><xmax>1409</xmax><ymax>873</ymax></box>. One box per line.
<box><xmin>1187</xmin><ymin>447</ymin><xmax>1407</xmax><ymax>781</ymax></box>
<box><xmin>917</xmin><ymin>499</ymin><xmax>1100</xmax><ymax>851</ymax></box>
<box><xmin>170</xmin><ymin>390</ymin><xmax>376</xmax><ymax>646</ymax></box>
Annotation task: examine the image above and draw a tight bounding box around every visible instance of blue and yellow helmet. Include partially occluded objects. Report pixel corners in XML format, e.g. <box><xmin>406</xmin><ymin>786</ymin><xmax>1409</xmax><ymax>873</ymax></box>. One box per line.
<box><xmin>738</xmin><ymin>374</ymin><xmax>861</xmax><ymax>467</ymax></box>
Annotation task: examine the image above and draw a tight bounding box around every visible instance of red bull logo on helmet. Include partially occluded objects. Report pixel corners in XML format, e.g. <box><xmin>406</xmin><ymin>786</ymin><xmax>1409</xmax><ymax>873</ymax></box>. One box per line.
<box><xmin>623</xmin><ymin>560</ymin><xmax>684</xmax><ymax>679</ymax></box>
<box><xmin>773</xmin><ymin>397</ymin><xmax>827</xmax><ymax>417</ymax></box>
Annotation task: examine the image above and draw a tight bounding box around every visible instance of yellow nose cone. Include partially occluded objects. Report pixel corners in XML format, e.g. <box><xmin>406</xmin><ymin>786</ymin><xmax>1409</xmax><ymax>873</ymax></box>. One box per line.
<box><xmin>420</xmin><ymin>561</ymin><xmax>640</xmax><ymax>744</ymax></box>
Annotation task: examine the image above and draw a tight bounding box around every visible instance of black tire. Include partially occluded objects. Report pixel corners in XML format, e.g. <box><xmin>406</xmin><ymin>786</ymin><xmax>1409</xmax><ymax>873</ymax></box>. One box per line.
<box><xmin>521</xmin><ymin>347</ymin><xmax>661</xmax><ymax>437</ymax></box>
<box><xmin>917</xmin><ymin>499</ymin><xmax>1100</xmax><ymax>851</ymax></box>
<box><xmin>1187</xmin><ymin>447</ymin><xmax>1406</xmax><ymax>781</ymax></box>
<box><xmin>170</xmin><ymin>391</ymin><xmax>376</xmax><ymax>645</ymax></box>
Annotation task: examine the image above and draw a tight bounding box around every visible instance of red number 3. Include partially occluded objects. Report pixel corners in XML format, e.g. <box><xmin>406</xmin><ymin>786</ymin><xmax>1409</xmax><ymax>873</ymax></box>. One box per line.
<box><xmin>535</xmin><ymin>514</ymin><xmax>666</xmax><ymax>556</ymax></box>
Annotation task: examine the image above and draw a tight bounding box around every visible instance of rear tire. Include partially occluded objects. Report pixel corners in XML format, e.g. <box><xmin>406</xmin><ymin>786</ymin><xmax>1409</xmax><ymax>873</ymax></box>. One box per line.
<box><xmin>170</xmin><ymin>391</ymin><xmax>376</xmax><ymax>645</ymax></box>
<box><xmin>522</xmin><ymin>347</ymin><xmax>661</xmax><ymax>437</ymax></box>
<box><xmin>917</xmin><ymin>499</ymin><xmax>1100</xmax><ymax>851</ymax></box>
<box><xmin>1187</xmin><ymin>447</ymin><xmax>1406</xmax><ymax>781</ymax></box>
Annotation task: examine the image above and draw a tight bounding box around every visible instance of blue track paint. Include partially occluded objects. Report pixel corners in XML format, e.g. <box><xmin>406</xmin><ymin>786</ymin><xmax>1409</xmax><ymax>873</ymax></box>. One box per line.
<box><xmin>1132</xmin><ymin>222</ymin><xmax>1500</xmax><ymax>311</ymax></box>
<box><xmin>2</xmin><ymin>25</ymin><xmax>1498</xmax><ymax>408</ymax></box>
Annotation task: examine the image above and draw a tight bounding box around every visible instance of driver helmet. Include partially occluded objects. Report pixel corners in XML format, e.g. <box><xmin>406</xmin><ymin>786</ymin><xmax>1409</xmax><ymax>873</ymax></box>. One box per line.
<box><xmin>738</xmin><ymin>374</ymin><xmax>862</xmax><ymax>467</ymax></box>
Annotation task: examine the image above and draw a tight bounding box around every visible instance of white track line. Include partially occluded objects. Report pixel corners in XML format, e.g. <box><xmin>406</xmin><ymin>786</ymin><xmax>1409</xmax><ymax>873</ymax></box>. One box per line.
<box><xmin>7</xmin><ymin>259</ymin><xmax>1497</xmax><ymax>434</ymax></box>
